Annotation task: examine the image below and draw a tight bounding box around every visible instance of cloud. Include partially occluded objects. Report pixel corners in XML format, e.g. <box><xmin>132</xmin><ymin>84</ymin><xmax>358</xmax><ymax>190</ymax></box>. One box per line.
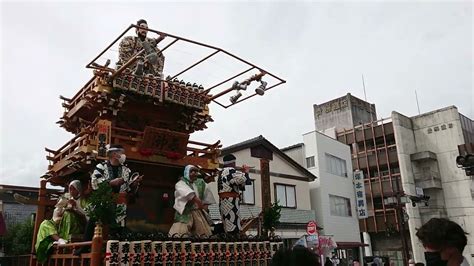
<box><xmin>1</xmin><ymin>1</ymin><xmax>472</xmax><ymax>187</ymax></box>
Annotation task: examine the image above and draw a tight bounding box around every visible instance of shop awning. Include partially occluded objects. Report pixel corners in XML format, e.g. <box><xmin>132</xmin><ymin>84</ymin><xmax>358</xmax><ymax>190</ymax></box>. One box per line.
<box><xmin>336</xmin><ymin>242</ymin><xmax>369</xmax><ymax>248</ymax></box>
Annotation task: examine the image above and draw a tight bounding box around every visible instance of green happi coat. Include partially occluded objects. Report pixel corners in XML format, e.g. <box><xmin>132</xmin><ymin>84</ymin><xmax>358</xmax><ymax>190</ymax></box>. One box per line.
<box><xmin>168</xmin><ymin>165</ymin><xmax>215</xmax><ymax>237</ymax></box>
<box><xmin>35</xmin><ymin>197</ymin><xmax>88</xmax><ymax>263</ymax></box>
<box><xmin>174</xmin><ymin>178</ymin><xmax>207</xmax><ymax>223</ymax></box>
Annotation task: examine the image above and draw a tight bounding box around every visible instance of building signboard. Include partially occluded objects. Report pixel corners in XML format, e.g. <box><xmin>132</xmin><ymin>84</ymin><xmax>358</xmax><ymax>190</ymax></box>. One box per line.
<box><xmin>354</xmin><ymin>170</ymin><xmax>368</xmax><ymax>219</ymax></box>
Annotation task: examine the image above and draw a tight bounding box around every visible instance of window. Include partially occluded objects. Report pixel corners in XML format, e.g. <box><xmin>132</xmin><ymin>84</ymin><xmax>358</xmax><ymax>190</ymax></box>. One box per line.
<box><xmin>375</xmin><ymin>137</ymin><xmax>385</xmax><ymax>147</ymax></box>
<box><xmin>306</xmin><ymin>156</ymin><xmax>315</xmax><ymax>168</ymax></box>
<box><xmin>391</xmin><ymin>166</ymin><xmax>400</xmax><ymax>174</ymax></box>
<box><xmin>275</xmin><ymin>184</ymin><xmax>296</xmax><ymax>208</ymax></box>
<box><xmin>373</xmin><ymin>197</ymin><xmax>383</xmax><ymax>209</ymax></box>
<box><xmin>240</xmin><ymin>179</ymin><xmax>255</xmax><ymax>205</ymax></box>
<box><xmin>329</xmin><ymin>195</ymin><xmax>352</xmax><ymax>217</ymax></box>
<box><xmin>325</xmin><ymin>153</ymin><xmax>347</xmax><ymax>177</ymax></box>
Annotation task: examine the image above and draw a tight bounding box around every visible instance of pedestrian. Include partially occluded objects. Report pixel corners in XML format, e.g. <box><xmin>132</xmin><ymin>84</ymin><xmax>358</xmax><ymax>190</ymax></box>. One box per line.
<box><xmin>416</xmin><ymin>218</ymin><xmax>469</xmax><ymax>266</ymax></box>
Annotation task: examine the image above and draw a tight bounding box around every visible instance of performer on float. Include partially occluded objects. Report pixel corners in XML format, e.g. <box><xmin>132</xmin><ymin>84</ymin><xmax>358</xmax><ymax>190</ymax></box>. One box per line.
<box><xmin>35</xmin><ymin>180</ymin><xmax>88</xmax><ymax>263</ymax></box>
<box><xmin>169</xmin><ymin>165</ymin><xmax>215</xmax><ymax>237</ymax></box>
<box><xmin>117</xmin><ymin>19</ymin><xmax>165</xmax><ymax>77</ymax></box>
<box><xmin>90</xmin><ymin>144</ymin><xmax>142</xmax><ymax>226</ymax></box>
<box><xmin>217</xmin><ymin>154</ymin><xmax>251</xmax><ymax>235</ymax></box>
<box><xmin>75</xmin><ymin>144</ymin><xmax>142</xmax><ymax>255</ymax></box>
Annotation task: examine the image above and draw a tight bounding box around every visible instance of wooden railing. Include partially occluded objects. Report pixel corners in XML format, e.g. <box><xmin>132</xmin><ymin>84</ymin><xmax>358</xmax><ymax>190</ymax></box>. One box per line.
<box><xmin>112</xmin><ymin>126</ymin><xmax>220</xmax><ymax>159</ymax></box>
<box><xmin>60</xmin><ymin>76</ymin><xmax>100</xmax><ymax>114</ymax></box>
<box><xmin>47</xmin><ymin>127</ymin><xmax>219</xmax><ymax>164</ymax></box>
<box><xmin>39</xmin><ymin>241</ymin><xmax>93</xmax><ymax>266</ymax></box>
<box><xmin>62</xmin><ymin>73</ymin><xmax>212</xmax><ymax>122</ymax></box>
<box><xmin>30</xmin><ymin>223</ymin><xmax>282</xmax><ymax>266</ymax></box>
<box><xmin>45</xmin><ymin>132</ymin><xmax>92</xmax><ymax>167</ymax></box>
<box><xmin>32</xmin><ymin>225</ymin><xmax>103</xmax><ymax>266</ymax></box>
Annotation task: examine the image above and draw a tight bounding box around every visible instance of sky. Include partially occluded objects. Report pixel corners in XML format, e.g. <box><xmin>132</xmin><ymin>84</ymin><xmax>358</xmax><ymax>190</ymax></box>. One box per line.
<box><xmin>0</xmin><ymin>0</ymin><xmax>472</xmax><ymax>187</ymax></box>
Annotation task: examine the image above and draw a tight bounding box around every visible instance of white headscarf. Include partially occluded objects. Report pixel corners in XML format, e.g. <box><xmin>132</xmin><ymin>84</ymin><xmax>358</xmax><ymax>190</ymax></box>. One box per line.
<box><xmin>69</xmin><ymin>180</ymin><xmax>82</xmax><ymax>197</ymax></box>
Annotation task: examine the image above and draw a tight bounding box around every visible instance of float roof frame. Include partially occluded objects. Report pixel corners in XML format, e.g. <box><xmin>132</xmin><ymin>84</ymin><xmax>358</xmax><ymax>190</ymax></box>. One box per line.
<box><xmin>86</xmin><ymin>24</ymin><xmax>286</xmax><ymax>108</ymax></box>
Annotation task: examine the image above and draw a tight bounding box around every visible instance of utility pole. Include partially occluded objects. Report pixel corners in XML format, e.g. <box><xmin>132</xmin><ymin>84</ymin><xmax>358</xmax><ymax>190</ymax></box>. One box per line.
<box><xmin>395</xmin><ymin>180</ymin><xmax>410</xmax><ymax>266</ymax></box>
<box><xmin>396</xmin><ymin>192</ymin><xmax>410</xmax><ymax>266</ymax></box>
<box><xmin>386</xmin><ymin>181</ymin><xmax>430</xmax><ymax>266</ymax></box>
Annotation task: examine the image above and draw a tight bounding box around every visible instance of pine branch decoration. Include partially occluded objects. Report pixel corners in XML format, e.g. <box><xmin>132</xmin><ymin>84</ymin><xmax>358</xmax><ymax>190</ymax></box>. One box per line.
<box><xmin>85</xmin><ymin>182</ymin><xmax>125</xmax><ymax>225</ymax></box>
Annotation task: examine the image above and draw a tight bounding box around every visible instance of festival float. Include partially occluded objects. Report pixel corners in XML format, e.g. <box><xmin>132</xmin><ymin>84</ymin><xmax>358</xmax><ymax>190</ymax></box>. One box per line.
<box><xmin>30</xmin><ymin>23</ymin><xmax>286</xmax><ymax>265</ymax></box>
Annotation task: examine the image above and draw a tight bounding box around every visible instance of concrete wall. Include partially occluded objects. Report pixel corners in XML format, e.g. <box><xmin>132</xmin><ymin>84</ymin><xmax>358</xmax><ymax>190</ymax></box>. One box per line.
<box><xmin>282</xmin><ymin>146</ymin><xmax>306</xmax><ymax>167</ymax></box>
<box><xmin>270</xmin><ymin>153</ymin><xmax>307</xmax><ymax>178</ymax></box>
<box><xmin>393</xmin><ymin>107</ymin><xmax>474</xmax><ymax>264</ymax></box>
<box><xmin>350</xmin><ymin>100</ymin><xmax>377</xmax><ymax>126</ymax></box>
<box><xmin>459</xmin><ymin>113</ymin><xmax>474</xmax><ymax>144</ymax></box>
<box><xmin>411</xmin><ymin>107</ymin><xmax>474</xmax><ymax>264</ymax></box>
<box><xmin>284</xmin><ymin>143</ymin><xmax>325</xmax><ymax>226</ymax></box>
<box><xmin>301</xmin><ymin>131</ymin><xmax>361</xmax><ymax>242</ymax></box>
<box><xmin>314</xmin><ymin>94</ymin><xmax>377</xmax><ymax>132</ymax></box>
<box><xmin>314</xmin><ymin>102</ymin><xmax>355</xmax><ymax>132</ymax></box>
<box><xmin>392</xmin><ymin>111</ymin><xmax>427</xmax><ymax>263</ymax></box>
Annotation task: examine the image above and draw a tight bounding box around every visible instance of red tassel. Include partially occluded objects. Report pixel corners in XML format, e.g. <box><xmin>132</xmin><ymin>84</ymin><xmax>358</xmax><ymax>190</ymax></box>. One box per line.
<box><xmin>139</xmin><ymin>148</ymin><xmax>154</xmax><ymax>157</ymax></box>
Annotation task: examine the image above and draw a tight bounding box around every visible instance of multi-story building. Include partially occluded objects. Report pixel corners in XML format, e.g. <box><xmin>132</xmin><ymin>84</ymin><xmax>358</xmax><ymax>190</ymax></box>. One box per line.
<box><xmin>283</xmin><ymin>130</ymin><xmax>365</xmax><ymax>265</ymax></box>
<box><xmin>208</xmin><ymin>136</ymin><xmax>317</xmax><ymax>247</ymax></box>
<box><xmin>314</xmin><ymin>93</ymin><xmax>474</xmax><ymax>265</ymax></box>
<box><xmin>391</xmin><ymin>107</ymin><xmax>474</xmax><ymax>264</ymax></box>
<box><xmin>335</xmin><ymin>116</ymin><xmax>410</xmax><ymax>265</ymax></box>
<box><xmin>313</xmin><ymin>93</ymin><xmax>377</xmax><ymax>134</ymax></box>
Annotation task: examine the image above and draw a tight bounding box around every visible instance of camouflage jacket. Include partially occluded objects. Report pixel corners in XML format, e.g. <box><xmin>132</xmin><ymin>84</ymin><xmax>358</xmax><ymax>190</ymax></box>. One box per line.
<box><xmin>117</xmin><ymin>36</ymin><xmax>165</xmax><ymax>75</ymax></box>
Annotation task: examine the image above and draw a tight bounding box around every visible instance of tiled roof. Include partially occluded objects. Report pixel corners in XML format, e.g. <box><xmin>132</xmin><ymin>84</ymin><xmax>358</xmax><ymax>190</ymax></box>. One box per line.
<box><xmin>220</xmin><ymin>136</ymin><xmax>317</xmax><ymax>181</ymax></box>
<box><xmin>279</xmin><ymin>208</ymin><xmax>316</xmax><ymax>224</ymax></box>
<box><xmin>0</xmin><ymin>185</ymin><xmax>59</xmax><ymax>203</ymax></box>
<box><xmin>280</xmin><ymin>143</ymin><xmax>304</xmax><ymax>152</ymax></box>
<box><xmin>208</xmin><ymin>204</ymin><xmax>316</xmax><ymax>224</ymax></box>
<box><xmin>208</xmin><ymin>204</ymin><xmax>261</xmax><ymax>220</ymax></box>
<box><xmin>221</xmin><ymin>136</ymin><xmax>265</xmax><ymax>154</ymax></box>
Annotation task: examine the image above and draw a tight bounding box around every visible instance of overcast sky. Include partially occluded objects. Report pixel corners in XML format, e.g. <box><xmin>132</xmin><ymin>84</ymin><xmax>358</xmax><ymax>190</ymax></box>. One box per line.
<box><xmin>0</xmin><ymin>1</ymin><xmax>472</xmax><ymax>187</ymax></box>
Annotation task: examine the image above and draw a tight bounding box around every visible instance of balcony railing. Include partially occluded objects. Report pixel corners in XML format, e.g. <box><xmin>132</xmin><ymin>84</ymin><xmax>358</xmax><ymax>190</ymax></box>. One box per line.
<box><xmin>414</xmin><ymin>170</ymin><xmax>440</xmax><ymax>180</ymax></box>
<box><xmin>413</xmin><ymin>171</ymin><xmax>442</xmax><ymax>189</ymax></box>
<box><xmin>410</xmin><ymin>151</ymin><xmax>437</xmax><ymax>162</ymax></box>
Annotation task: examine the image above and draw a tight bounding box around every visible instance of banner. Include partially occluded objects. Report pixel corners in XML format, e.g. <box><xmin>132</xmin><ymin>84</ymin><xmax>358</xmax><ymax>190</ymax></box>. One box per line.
<box><xmin>354</xmin><ymin>170</ymin><xmax>368</xmax><ymax>219</ymax></box>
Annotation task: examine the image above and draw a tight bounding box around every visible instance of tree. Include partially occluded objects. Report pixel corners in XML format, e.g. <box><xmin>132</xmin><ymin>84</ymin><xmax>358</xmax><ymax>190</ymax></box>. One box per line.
<box><xmin>2</xmin><ymin>219</ymin><xmax>34</xmax><ymax>255</ymax></box>
<box><xmin>262</xmin><ymin>202</ymin><xmax>282</xmax><ymax>237</ymax></box>
<box><xmin>85</xmin><ymin>182</ymin><xmax>124</xmax><ymax>227</ymax></box>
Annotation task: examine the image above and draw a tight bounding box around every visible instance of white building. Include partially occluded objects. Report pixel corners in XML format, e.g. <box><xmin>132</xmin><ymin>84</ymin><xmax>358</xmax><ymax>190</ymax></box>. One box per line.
<box><xmin>392</xmin><ymin>106</ymin><xmax>474</xmax><ymax>264</ymax></box>
<box><xmin>313</xmin><ymin>94</ymin><xmax>474</xmax><ymax>265</ymax></box>
<box><xmin>208</xmin><ymin>136</ymin><xmax>317</xmax><ymax>247</ymax></box>
<box><xmin>283</xmin><ymin>130</ymin><xmax>365</xmax><ymax>264</ymax></box>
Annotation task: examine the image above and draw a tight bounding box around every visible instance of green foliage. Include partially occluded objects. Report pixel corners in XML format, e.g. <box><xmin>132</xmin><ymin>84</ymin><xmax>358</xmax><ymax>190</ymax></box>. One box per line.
<box><xmin>2</xmin><ymin>219</ymin><xmax>34</xmax><ymax>255</ymax></box>
<box><xmin>85</xmin><ymin>182</ymin><xmax>124</xmax><ymax>226</ymax></box>
<box><xmin>263</xmin><ymin>202</ymin><xmax>282</xmax><ymax>231</ymax></box>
